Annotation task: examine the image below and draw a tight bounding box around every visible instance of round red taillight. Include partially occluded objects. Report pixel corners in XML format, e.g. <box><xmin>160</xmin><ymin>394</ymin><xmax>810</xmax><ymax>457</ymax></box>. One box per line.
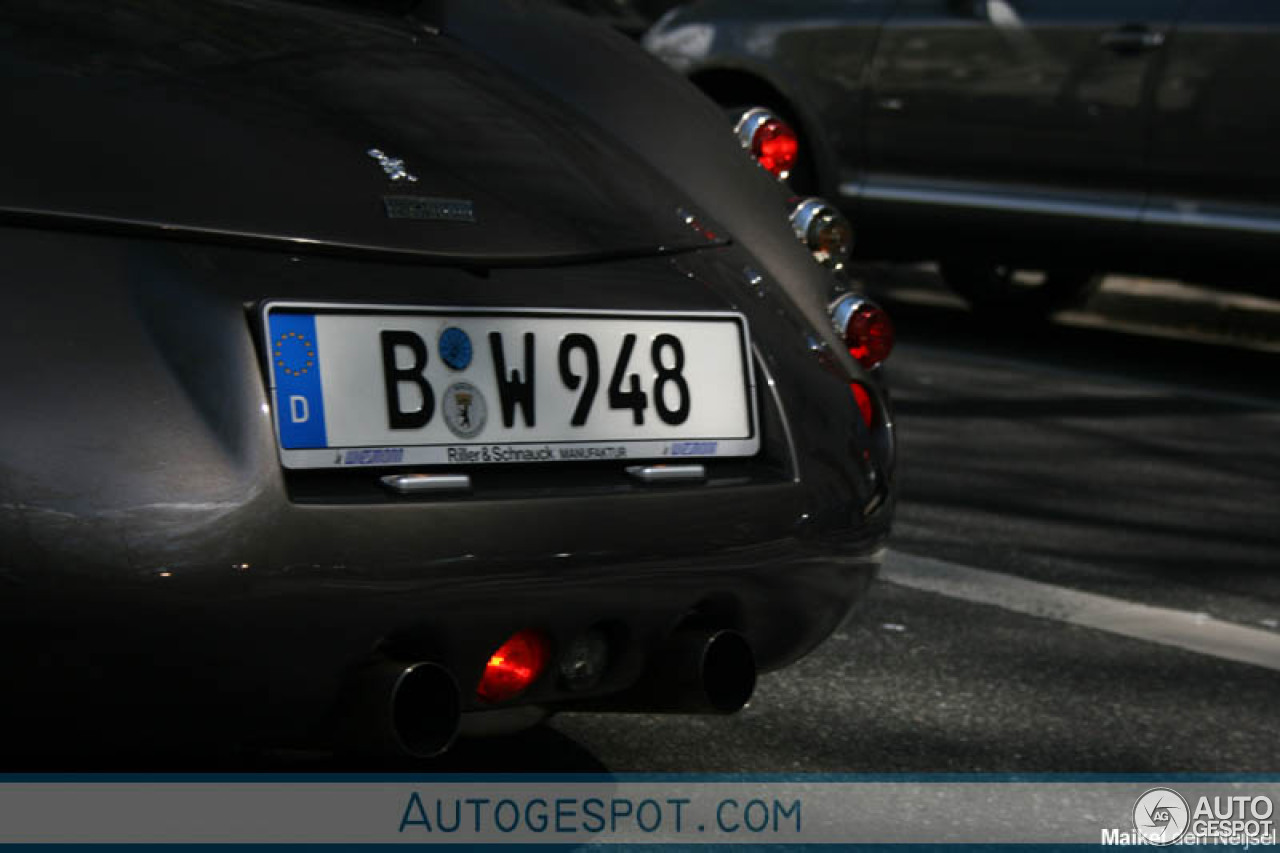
<box><xmin>831</xmin><ymin>296</ymin><xmax>894</xmax><ymax>369</ymax></box>
<box><xmin>477</xmin><ymin>629</ymin><xmax>550</xmax><ymax>704</ymax></box>
<box><xmin>752</xmin><ymin>119</ymin><xmax>798</xmax><ymax>178</ymax></box>
<box><xmin>735</xmin><ymin>108</ymin><xmax>799</xmax><ymax>180</ymax></box>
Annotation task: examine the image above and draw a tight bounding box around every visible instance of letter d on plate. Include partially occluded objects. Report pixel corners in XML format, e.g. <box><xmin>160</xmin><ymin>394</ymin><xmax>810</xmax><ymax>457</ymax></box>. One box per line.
<box><xmin>268</xmin><ymin>312</ymin><xmax>328</xmax><ymax>449</ymax></box>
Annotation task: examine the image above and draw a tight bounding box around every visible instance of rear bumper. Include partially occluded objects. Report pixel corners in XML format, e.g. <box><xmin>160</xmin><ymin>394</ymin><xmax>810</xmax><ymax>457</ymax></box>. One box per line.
<box><xmin>0</xmin><ymin>229</ymin><xmax>894</xmax><ymax>752</ymax></box>
<box><xmin>2</xmin><ymin>488</ymin><xmax>890</xmax><ymax>750</ymax></box>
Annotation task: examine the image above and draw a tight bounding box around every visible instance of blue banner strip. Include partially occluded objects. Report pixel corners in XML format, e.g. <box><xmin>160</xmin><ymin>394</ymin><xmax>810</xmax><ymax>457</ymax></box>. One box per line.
<box><xmin>0</xmin><ymin>840</ymin><xmax>1218</xmax><ymax>845</ymax></box>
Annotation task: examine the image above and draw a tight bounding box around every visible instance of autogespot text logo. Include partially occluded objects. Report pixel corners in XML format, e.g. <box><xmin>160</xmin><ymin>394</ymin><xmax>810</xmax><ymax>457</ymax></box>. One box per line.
<box><xmin>1134</xmin><ymin>788</ymin><xmax>1190</xmax><ymax>845</ymax></box>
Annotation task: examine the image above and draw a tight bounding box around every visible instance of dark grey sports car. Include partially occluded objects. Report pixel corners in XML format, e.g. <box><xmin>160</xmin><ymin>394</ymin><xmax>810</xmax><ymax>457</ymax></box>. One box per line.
<box><xmin>0</xmin><ymin>0</ymin><xmax>894</xmax><ymax>760</ymax></box>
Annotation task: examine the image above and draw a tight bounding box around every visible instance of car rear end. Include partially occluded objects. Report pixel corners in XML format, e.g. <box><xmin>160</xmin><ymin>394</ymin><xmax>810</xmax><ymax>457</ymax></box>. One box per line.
<box><xmin>0</xmin><ymin>0</ymin><xmax>893</xmax><ymax>757</ymax></box>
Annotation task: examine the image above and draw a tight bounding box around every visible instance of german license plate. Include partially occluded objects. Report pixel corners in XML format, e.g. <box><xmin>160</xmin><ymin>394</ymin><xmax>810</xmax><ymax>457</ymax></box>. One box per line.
<box><xmin>262</xmin><ymin>303</ymin><xmax>759</xmax><ymax>469</ymax></box>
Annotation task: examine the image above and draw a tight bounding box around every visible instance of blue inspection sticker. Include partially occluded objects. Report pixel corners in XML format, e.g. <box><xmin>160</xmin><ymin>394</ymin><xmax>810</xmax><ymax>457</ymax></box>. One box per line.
<box><xmin>267</xmin><ymin>312</ymin><xmax>328</xmax><ymax>449</ymax></box>
<box><xmin>438</xmin><ymin>326</ymin><xmax>473</xmax><ymax>371</ymax></box>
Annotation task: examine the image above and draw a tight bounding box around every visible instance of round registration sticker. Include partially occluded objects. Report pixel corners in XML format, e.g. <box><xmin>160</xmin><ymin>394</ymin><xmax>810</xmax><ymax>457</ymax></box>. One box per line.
<box><xmin>438</xmin><ymin>326</ymin><xmax>473</xmax><ymax>371</ymax></box>
<box><xmin>442</xmin><ymin>382</ymin><xmax>487</xmax><ymax>439</ymax></box>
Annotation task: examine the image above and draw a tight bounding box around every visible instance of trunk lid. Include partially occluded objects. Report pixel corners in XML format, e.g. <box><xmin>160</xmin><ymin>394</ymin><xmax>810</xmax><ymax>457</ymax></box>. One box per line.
<box><xmin>0</xmin><ymin>1</ymin><xmax>717</xmax><ymax>262</ymax></box>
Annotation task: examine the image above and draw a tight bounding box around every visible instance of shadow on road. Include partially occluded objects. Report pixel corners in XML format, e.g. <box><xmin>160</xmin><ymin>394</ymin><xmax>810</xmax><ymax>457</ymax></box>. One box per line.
<box><xmin>861</xmin><ymin>263</ymin><xmax>1280</xmax><ymax>613</ymax></box>
<box><xmin>0</xmin><ymin>723</ymin><xmax>611</xmax><ymax>774</ymax></box>
<box><xmin>859</xmin><ymin>263</ymin><xmax>1280</xmax><ymax>402</ymax></box>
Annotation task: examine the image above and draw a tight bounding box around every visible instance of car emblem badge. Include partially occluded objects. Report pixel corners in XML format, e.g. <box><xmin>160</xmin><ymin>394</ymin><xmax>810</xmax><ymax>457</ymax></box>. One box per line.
<box><xmin>383</xmin><ymin>195</ymin><xmax>476</xmax><ymax>223</ymax></box>
<box><xmin>441</xmin><ymin>382</ymin><xmax>487</xmax><ymax>440</ymax></box>
<box><xmin>438</xmin><ymin>327</ymin><xmax>473</xmax><ymax>371</ymax></box>
<box><xmin>367</xmin><ymin>148</ymin><xmax>419</xmax><ymax>183</ymax></box>
<box><xmin>368</xmin><ymin>147</ymin><xmax>476</xmax><ymax>223</ymax></box>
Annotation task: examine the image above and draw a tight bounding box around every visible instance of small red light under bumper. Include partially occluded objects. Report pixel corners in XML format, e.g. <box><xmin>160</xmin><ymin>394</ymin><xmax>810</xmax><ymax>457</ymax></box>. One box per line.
<box><xmin>477</xmin><ymin>629</ymin><xmax>551</xmax><ymax>704</ymax></box>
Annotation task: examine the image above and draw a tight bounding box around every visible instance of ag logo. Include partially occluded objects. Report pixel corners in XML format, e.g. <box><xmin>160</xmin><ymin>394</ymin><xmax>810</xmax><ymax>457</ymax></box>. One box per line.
<box><xmin>1134</xmin><ymin>788</ymin><xmax>1190</xmax><ymax>845</ymax></box>
<box><xmin>441</xmin><ymin>382</ymin><xmax>487</xmax><ymax>440</ymax></box>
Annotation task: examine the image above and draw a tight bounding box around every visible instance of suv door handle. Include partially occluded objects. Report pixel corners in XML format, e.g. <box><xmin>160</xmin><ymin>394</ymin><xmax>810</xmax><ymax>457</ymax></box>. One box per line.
<box><xmin>1100</xmin><ymin>25</ymin><xmax>1166</xmax><ymax>54</ymax></box>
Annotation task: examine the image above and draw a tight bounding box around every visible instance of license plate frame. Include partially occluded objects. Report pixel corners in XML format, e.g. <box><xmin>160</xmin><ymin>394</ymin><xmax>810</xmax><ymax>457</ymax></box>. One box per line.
<box><xmin>260</xmin><ymin>302</ymin><xmax>760</xmax><ymax>470</ymax></box>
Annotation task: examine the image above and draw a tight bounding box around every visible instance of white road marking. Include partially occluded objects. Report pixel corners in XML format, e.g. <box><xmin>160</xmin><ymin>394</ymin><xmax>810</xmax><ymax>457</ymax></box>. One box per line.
<box><xmin>882</xmin><ymin>550</ymin><xmax>1280</xmax><ymax>672</ymax></box>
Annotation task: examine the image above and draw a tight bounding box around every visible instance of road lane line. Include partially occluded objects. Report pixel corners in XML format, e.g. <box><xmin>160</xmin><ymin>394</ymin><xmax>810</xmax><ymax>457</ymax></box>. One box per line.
<box><xmin>882</xmin><ymin>550</ymin><xmax>1280</xmax><ymax>672</ymax></box>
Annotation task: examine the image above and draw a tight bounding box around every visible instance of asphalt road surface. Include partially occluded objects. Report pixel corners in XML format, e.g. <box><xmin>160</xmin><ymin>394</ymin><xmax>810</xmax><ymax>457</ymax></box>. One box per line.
<box><xmin>436</xmin><ymin>267</ymin><xmax>1280</xmax><ymax>774</ymax></box>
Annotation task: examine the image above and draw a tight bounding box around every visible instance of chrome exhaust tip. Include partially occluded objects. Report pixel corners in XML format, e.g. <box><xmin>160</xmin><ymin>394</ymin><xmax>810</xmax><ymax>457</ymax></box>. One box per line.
<box><xmin>566</xmin><ymin>627</ymin><xmax>757</xmax><ymax>715</ymax></box>
<box><xmin>693</xmin><ymin>629</ymin><xmax>757</xmax><ymax>713</ymax></box>
<box><xmin>338</xmin><ymin>660</ymin><xmax>461</xmax><ymax>758</ymax></box>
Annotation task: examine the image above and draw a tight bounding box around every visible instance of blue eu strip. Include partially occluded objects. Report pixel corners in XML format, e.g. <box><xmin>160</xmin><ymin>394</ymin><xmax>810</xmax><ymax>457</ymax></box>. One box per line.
<box><xmin>267</xmin><ymin>312</ymin><xmax>328</xmax><ymax>449</ymax></box>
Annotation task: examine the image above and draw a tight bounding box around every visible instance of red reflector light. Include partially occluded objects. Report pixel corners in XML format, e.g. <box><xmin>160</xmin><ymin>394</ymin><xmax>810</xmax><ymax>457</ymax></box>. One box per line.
<box><xmin>477</xmin><ymin>630</ymin><xmax>550</xmax><ymax>704</ymax></box>
<box><xmin>843</xmin><ymin>302</ymin><xmax>895</xmax><ymax>369</ymax></box>
<box><xmin>850</xmin><ymin>382</ymin><xmax>874</xmax><ymax>429</ymax></box>
<box><xmin>752</xmin><ymin>118</ymin><xmax>799</xmax><ymax>179</ymax></box>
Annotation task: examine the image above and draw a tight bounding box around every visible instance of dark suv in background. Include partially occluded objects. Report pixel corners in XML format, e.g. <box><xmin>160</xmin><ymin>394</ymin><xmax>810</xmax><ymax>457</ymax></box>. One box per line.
<box><xmin>623</xmin><ymin>0</ymin><xmax>1279</xmax><ymax>316</ymax></box>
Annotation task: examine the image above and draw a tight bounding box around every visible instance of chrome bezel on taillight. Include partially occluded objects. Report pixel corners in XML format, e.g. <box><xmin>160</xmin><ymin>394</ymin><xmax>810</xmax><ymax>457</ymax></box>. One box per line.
<box><xmin>791</xmin><ymin>198</ymin><xmax>853</xmax><ymax>270</ymax></box>
<box><xmin>734</xmin><ymin>107</ymin><xmax>774</xmax><ymax>150</ymax></box>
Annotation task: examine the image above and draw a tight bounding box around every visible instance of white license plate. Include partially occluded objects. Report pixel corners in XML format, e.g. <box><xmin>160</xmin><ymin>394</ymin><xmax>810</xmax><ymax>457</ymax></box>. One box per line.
<box><xmin>262</xmin><ymin>303</ymin><xmax>759</xmax><ymax>469</ymax></box>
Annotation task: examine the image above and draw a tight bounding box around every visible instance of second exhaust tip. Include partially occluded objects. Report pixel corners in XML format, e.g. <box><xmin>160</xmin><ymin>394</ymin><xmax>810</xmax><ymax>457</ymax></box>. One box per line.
<box><xmin>564</xmin><ymin>627</ymin><xmax>757</xmax><ymax>715</ymax></box>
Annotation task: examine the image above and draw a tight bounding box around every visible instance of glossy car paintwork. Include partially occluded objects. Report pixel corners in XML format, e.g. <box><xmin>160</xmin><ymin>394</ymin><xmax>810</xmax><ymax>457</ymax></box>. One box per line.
<box><xmin>644</xmin><ymin>0</ymin><xmax>1280</xmax><ymax>288</ymax></box>
<box><xmin>867</xmin><ymin>1</ymin><xmax>1173</xmax><ymax>193</ymax></box>
<box><xmin>2</xmin><ymin>2</ymin><xmax>716</xmax><ymax>262</ymax></box>
<box><xmin>0</xmin><ymin>0</ymin><xmax>892</xmax><ymax>752</ymax></box>
<box><xmin>424</xmin><ymin>0</ymin><xmax>859</xmax><ymax>344</ymax></box>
